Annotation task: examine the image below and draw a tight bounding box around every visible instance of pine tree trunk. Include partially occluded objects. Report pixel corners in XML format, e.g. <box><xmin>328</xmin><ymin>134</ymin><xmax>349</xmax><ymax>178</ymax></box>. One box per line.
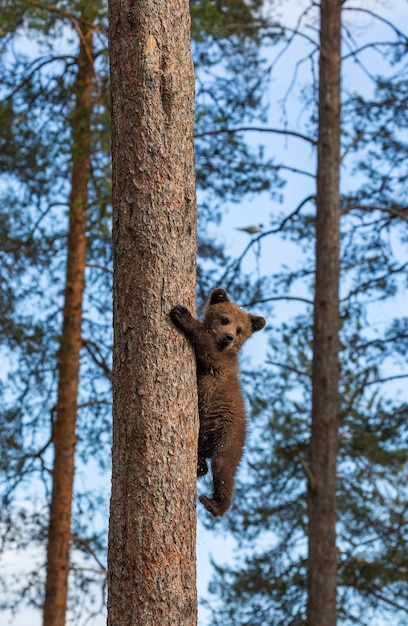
<box><xmin>308</xmin><ymin>1</ymin><xmax>341</xmax><ymax>624</ymax></box>
<box><xmin>43</xmin><ymin>13</ymin><xmax>94</xmax><ymax>626</ymax></box>
<box><xmin>107</xmin><ymin>0</ymin><xmax>198</xmax><ymax>624</ymax></box>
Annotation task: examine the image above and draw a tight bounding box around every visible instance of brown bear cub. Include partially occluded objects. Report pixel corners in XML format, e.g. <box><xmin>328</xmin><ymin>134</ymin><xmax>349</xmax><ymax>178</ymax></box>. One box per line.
<box><xmin>170</xmin><ymin>288</ymin><xmax>266</xmax><ymax>517</ymax></box>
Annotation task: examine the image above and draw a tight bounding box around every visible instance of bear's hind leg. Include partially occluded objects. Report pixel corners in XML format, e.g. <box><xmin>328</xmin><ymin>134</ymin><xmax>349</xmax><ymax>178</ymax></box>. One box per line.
<box><xmin>197</xmin><ymin>456</ymin><xmax>208</xmax><ymax>477</ymax></box>
<box><xmin>199</xmin><ymin>451</ymin><xmax>239</xmax><ymax>517</ymax></box>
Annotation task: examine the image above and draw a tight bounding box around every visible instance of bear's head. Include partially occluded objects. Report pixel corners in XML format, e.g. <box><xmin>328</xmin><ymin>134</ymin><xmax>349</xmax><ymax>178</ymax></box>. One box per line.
<box><xmin>203</xmin><ymin>288</ymin><xmax>266</xmax><ymax>352</ymax></box>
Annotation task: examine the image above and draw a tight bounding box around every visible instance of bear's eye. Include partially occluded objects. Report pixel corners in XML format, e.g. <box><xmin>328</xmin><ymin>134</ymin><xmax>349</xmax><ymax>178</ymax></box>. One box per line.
<box><xmin>220</xmin><ymin>317</ymin><xmax>229</xmax><ymax>325</ymax></box>
<box><xmin>236</xmin><ymin>327</ymin><xmax>242</xmax><ymax>335</ymax></box>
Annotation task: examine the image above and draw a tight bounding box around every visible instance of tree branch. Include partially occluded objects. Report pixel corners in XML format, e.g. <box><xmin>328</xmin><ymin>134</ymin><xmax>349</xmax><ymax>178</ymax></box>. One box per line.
<box><xmin>217</xmin><ymin>194</ymin><xmax>315</xmax><ymax>290</ymax></box>
<box><xmin>342</xmin><ymin>7</ymin><xmax>408</xmax><ymax>44</ymax></box>
<box><xmin>195</xmin><ymin>126</ymin><xmax>316</xmax><ymax>145</ymax></box>
<box><xmin>26</xmin><ymin>0</ymin><xmax>108</xmax><ymax>36</ymax></box>
<box><xmin>86</xmin><ymin>263</ymin><xmax>113</xmax><ymax>275</ymax></box>
<box><xmin>71</xmin><ymin>535</ymin><xmax>107</xmax><ymax>573</ymax></box>
<box><xmin>82</xmin><ymin>339</ymin><xmax>112</xmax><ymax>379</ymax></box>
<box><xmin>341</xmin><ymin>203</ymin><xmax>408</xmax><ymax>223</ymax></box>
<box><xmin>246</xmin><ymin>295</ymin><xmax>313</xmax><ymax>307</ymax></box>
<box><xmin>299</xmin><ymin>457</ymin><xmax>317</xmax><ymax>493</ymax></box>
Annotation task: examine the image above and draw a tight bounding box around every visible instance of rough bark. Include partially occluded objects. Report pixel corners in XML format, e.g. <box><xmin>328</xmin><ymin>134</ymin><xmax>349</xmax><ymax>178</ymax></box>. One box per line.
<box><xmin>107</xmin><ymin>0</ymin><xmax>198</xmax><ymax>625</ymax></box>
<box><xmin>307</xmin><ymin>1</ymin><xmax>341</xmax><ymax>624</ymax></box>
<box><xmin>43</xmin><ymin>12</ymin><xmax>94</xmax><ymax>626</ymax></box>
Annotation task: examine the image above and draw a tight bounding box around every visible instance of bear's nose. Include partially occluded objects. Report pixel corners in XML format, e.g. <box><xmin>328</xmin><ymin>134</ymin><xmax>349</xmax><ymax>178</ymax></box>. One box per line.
<box><xmin>225</xmin><ymin>333</ymin><xmax>234</xmax><ymax>343</ymax></box>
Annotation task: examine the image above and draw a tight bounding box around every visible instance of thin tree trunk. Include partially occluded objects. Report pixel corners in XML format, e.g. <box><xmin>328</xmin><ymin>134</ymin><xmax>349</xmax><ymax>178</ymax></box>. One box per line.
<box><xmin>308</xmin><ymin>1</ymin><xmax>341</xmax><ymax>624</ymax></box>
<box><xmin>107</xmin><ymin>0</ymin><xmax>198</xmax><ymax>624</ymax></box>
<box><xmin>43</xmin><ymin>12</ymin><xmax>94</xmax><ymax>626</ymax></box>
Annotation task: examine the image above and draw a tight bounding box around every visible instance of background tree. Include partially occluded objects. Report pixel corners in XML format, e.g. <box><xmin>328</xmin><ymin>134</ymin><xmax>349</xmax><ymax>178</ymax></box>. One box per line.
<box><xmin>0</xmin><ymin>1</ymin><xmax>111</xmax><ymax>621</ymax></box>
<box><xmin>43</xmin><ymin>3</ymin><xmax>97</xmax><ymax>625</ymax></box>
<box><xmin>308</xmin><ymin>1</ymin><xmax>341</xmax><ymax>623</ymax></box>
<box><xmin>106</xmin><ymin>0</ymin><xmax>198</xmax><ymax>623</ymax></box>
<box><xmin>202</xmin><ymin>2</ymin><xmax>408</xmax><ymax>625</ymax></box>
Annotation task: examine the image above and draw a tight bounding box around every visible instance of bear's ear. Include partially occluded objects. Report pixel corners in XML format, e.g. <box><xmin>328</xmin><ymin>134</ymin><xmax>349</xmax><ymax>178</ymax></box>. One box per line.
<box><xmin>209</xmin><ymin>288</ymin><xmax>230</xmax><ymax>305</ymax></box>
<box><xmin>248</xmin><ymin>314</ymin><xmax>266</xmax><ymax>332</ymax></box>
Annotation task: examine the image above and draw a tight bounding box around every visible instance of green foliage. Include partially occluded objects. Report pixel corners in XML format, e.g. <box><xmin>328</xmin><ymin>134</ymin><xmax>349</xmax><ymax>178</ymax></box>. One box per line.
<box><xmin>191</xmin><ymin>0</ymin><xmax>267</xmax><ymax>44</ymax></box>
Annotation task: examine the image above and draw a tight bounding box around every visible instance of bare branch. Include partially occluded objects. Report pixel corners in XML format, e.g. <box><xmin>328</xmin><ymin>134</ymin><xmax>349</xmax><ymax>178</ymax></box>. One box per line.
<box><xmin>299</xmin><ymin>457</ymin><xmax>317</xmax><ymax>493</ymax></box>
<box><xmin>195</xmin><ymin>125</ymin><xmax>316</xmax><ymax>145</ymax></box>
<box><xmin>217</xmin><ymin>194</ymin><xmax>315</xmax><ymax>290</ymax></box>
<box><xmin>266</xmin><ymin>359</ymin><xmax>311</xmax><ymax>379</ymax></box>
<box><xmin>86</xmin><ymin>263</ymin><xmax>113</xmax><ymax>275</ymax></box>
<box><xmin>340</xmin><ymin>130</ymin><xmax>364</xmax><ymax>162</ymax></box>
<box><xmin>343</xmin><ymin>7</ymin><xmax>408</xmax><ymax>43</ymax></box>
<box><xmin>71</xmin><ymin>535</ymin><xmax>107</xmax><ymax>573</ymax></box>
<box><xmin>341</xmin><ymin>204</ymin><xmax>408</xmax><ymax>223</ymax></box>
<box><xmin>246</xmin><ymin>295</ymin><xmax>313</xmax><ymax>307</ymax></box>
<box><xmin>7</xmin><ymin>55</ymin><xmax>75</xmax><ymax>100</ymax></box>
<box><xmin>365</xmin><ymin>373</ymin><xmax>408</xmax><ymax>388</ymax></box>
<box><xmin>77</xmin><ymin>399</ymin><xmax>111</xmax><ymax>409</ymax></box>
<box><xmin>82</xmin><ymin>339</ymin><xmax>112</xmax><ymax>379</ymax></box>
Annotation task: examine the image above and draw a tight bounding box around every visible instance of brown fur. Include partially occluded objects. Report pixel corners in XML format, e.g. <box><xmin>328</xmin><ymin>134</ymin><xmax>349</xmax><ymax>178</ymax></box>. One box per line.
<box><xmin>170</xmin><ymin>288</ymin><xmax>266</xmax><ymax>516</ymax></box>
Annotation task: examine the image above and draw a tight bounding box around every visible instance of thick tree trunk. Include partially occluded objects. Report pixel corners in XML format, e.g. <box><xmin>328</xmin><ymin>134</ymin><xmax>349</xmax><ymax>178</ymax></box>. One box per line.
<box><xmin>43</xmin><ymin>13</ymin><xmax>94</xmax><ymax>626</ymax></box>
<box><xmin>107</xmin><ymin>1</ymin><xmax>197</xmax><ymax>625</ymax></box>
<box><xmin>308</xmin><ymin>1</ymin><xmax>341</xmax><ymax>625</ymax></box>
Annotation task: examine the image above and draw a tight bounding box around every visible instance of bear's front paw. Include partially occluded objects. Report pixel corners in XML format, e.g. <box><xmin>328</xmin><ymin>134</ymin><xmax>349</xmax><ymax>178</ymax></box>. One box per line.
<box><xmin>169</xmin><ymin>305</ymin><xmax>190</xmax><ymax>328</ymax></box>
